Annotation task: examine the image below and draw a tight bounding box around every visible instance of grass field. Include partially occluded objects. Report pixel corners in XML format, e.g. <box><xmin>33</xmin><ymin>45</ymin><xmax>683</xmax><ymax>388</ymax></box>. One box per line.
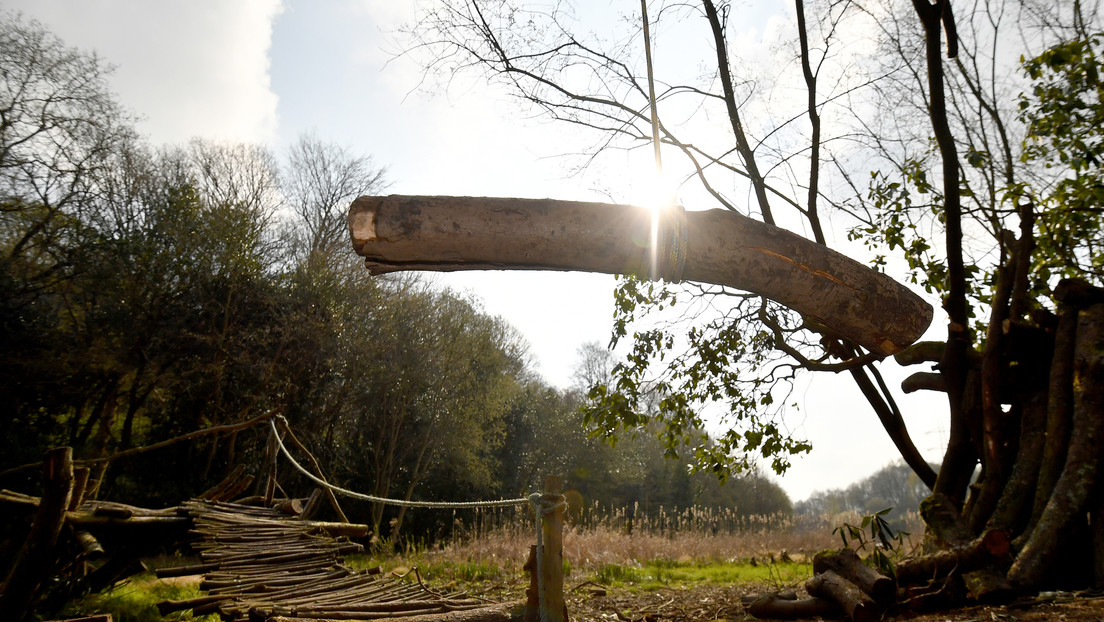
<box><xmin>60</xmin><ymin>509</ymin><xmax>922</xmax><ymax>621</ymax></box>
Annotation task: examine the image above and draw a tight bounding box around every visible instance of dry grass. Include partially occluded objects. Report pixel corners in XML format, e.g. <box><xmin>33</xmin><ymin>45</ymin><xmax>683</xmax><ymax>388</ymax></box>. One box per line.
<box><xmin>422</xmin><ymin>505</ymin><xmax>922</xmax><ymax>573</ymax></box>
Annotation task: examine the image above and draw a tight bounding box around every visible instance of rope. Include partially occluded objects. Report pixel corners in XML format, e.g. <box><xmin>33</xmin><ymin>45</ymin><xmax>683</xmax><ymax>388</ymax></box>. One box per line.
<box><xmin>664</xmin><ymin>206</ymin><xmax>688</xmax><ymax>283</ymax></box>
<box><xmin>640</xmin><ymin>0</ymin><xmax>663</xmax><ymax>176</ymax></box>
<box><xmin>269</xmin><ymin>418</ymin><xmax>529</xmax><ymax>509</ymax></box>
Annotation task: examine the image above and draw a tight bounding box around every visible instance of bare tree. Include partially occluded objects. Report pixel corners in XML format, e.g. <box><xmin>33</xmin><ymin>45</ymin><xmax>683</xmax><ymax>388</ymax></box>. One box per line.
<box><xmin>0</xmin><ymin>11</ymin><xmax>135</xmax><ymax>304</ymax></box>
<box><xmin>284</xmin><ymin>133</ymin><xmax>388</xmax><ymax>261</ymax></box>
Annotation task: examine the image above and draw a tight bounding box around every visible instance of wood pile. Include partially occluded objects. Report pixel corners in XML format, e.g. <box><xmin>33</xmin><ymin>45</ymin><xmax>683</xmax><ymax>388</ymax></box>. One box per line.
<box><xmin>159</xmin><ymin>500</ymin><xmax>517</xmax><ymax>622</ymax></box>
<box><xmin>743</xmin><ymin>517</ymin><xmax>1012</xmax><ymax>621</ymax></box>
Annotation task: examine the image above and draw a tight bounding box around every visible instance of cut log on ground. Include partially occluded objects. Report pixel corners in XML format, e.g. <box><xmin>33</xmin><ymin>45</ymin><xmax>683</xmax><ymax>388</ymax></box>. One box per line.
<box><xmin>805</xmin><ymin>569</ymin><xmax>880</xmax><ymax>622</ymax></box>
<box><xmin>813</xmin><ymin>548</ymin><xmax>895</xmax><ymax>605</ymax></box>
<box><xmin>348</xmin><ymin>195</ymin><xmax>933</xmax><ymax>355</ymax></box>
<box><xmin>743</xmin><ymin>593</ymin><xmax>841</xmax><ymax>619</ymax></box>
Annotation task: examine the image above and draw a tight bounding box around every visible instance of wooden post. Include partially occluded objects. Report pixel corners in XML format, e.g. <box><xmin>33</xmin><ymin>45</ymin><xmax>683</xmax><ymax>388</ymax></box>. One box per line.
<box><xmin>84</xmin><ymin>461</ymin><xmax>108</xmax><ymax>502</ymax></box>
<box><xmin>540</xmin><ymin>476</ymin><xmax>566</xmax><ymax>622</ymax></box>
<box><xmin>263</xmin><ymin>429</ymin><xmax>278</xmax><ymax>506</ymax></box>
<box><xmin>0</xmin><ymin>447</ymin><xmax>74</xmax><ymax>621</ymax></box>
<box><xmin>69</xmin><ymin>466</ymin><xmax>90</xmax><ymax>511</ymax></box>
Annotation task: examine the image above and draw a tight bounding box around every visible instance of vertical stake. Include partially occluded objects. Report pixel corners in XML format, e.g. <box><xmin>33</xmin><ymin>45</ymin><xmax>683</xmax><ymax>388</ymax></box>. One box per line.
<box><xmin>541</xmin><ymin>475</ymin><xmax>566</xmax><ymax>622</ymax></box>
<box><xmin>263</xmin><ymin>428</ymin><xmax>278</xmax><ymax>506</ymax></box>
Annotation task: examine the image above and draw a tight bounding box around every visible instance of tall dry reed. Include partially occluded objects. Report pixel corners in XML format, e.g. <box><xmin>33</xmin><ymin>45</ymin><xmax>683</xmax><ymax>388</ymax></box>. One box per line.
<box><xmin>424</xmin><ymin>504</ymin><xmax>922</xmax><ymax>571</ymax></box>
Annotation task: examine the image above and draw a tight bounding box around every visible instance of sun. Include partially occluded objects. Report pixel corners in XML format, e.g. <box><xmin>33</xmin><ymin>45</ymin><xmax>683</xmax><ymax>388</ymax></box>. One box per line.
<box><xmin>627</xmin><ymin>167</ymin><xmax>681</xmax><ymax>213</ymax></box>
<box><xmin>621</xmin><ymin>167</ymin><xmax>681</xmax><ymax>280</ymax></box>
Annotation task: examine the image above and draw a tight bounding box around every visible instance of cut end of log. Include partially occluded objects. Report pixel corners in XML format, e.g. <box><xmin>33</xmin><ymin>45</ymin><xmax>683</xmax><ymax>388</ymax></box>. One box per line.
<box><xmin>349</xmin><ymin>201</ymin><xmax>378</xmax><ymax>248</ymax></box>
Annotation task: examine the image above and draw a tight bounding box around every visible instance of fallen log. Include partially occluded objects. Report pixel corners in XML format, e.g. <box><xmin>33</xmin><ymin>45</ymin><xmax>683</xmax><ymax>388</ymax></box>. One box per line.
<box><xmin>805</xmin><ymin>569</ymin><xmax>880</xmax><ymax>622</ymax></box>
<box><xmin>264</xmin><ymin>600</ymin><xmax>525</xmax><ymax>622</ymax></box>
<box><xmin>813</xmin><ymin>548</ymin><xmax>895</xmax><ymax>605</ymax></box>
<box><xmin>743</xmin><ymin>593</ymin><xmax>841</xmax><ymax>619</ymax></box>
<box><xmin>275</xmin><ymin>497</ymin><xmax>307</xmax><ymax>515</ymax></box>
<box><xmin>3</xmin><ymin>492</ymin><xmax>367</xmax><ymax>539</ymax></box>
<box><xmin>348</xmin><ymin>195</ymin><xmax>933</xmax><ymax>355</ymax></box>
<box><xmin>74</xmin><ymin>529</ymin><xmax>105</xmax><ymax>559</ymax></box>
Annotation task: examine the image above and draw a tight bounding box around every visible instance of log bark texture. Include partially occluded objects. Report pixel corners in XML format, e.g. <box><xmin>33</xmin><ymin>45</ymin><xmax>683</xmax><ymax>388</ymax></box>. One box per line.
<box><xmin>919</xmin><ymin>494</ymin><xmax>1012</xmax><ymax>603</ymax></box>
<box><xmin>1009</xmin><ymin>302</ymin><xmax>1104</xmax><ymax>589</ymax></box>
<box><xmin>895</xmin><ymin>529</ymin><xmax>1010</xmax><ymax>584</ymax></box>
<box><xmin>804</xmin><ymin>569</ymin><xmax>880</xmax><ymax>621</ymax></box>
<box><xmin>348</xmin><ymin>195</ymin><xmax>933</xmax><ymax>355</ymax></box>
<box><xmin>744</xmin><ymin>594</ymin><xmax>840</xmax><ymax>619</ymax></box>
<box><xmin>812</xmin><ymin>548</ymin><xmax>895</xmax><ymax>605</ymax></box>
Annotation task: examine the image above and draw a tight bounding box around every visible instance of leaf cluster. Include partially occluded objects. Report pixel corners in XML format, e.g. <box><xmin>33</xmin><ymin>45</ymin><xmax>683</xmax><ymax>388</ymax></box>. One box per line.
<box><xmin>584</xmin><ymin>276</ymin><xmax>812</xmax><ymax>480</ymax></box>
<box><xmin>1020</xmin><ymin>33</ymin><xmax>1104</xmax><ymax>281</ymax></box>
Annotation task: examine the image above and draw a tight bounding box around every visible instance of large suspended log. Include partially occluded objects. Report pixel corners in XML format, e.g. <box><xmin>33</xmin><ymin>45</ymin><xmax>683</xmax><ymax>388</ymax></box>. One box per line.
<box><xmin>348</xmin><ymin>195</ymin><xmax>933</xmax><ymax>355</ymax></box>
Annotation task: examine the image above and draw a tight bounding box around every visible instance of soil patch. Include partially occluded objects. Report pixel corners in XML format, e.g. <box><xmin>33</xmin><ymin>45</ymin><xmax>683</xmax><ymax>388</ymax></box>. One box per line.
<box><xmin>565</xmin><ymin>584</ymin><xmax>1104</xmax><ymax>621</ymax></box>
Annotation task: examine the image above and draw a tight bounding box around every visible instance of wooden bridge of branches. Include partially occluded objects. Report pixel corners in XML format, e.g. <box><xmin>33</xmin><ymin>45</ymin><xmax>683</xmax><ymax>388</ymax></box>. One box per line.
<box><xmin>156</xmin><ymin>499</ymin><xmax>521</xmax><ymax>622</ymax></box>
<box><xmin>0</xmin><ymin>415</ymin><xmax>565</xmax><ymax>622</ymax></box>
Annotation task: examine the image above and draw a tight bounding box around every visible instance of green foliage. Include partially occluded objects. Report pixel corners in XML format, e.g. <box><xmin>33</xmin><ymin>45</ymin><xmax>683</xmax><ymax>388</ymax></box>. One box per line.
<box><xmin>833</xmin><ymin>507</ymin><xmax>909</xmax><ymax>579</ymax></box>
<box><xmin>498</xmin><ymin>368</ymin><xmax>794</xmax><ymax>523</ymax></box>
<box><xmin>846</xmin><ymin>27</ymin><xmax>1104</xmax><ymax>355</ymax></box>
<box><xmin>583</xmin><ymin>276</ymin><xmax>812</xmax><ymax>481</ymax></box>
<box><xmin>593</xmin><ymin>560</ymin><xmax>811</xmax><ymax>590</ymax></box>
<box><xmin>0</xmin><ymin>13</ymin><xmax>527</xmax><ymax>528</ymax></box>
<box><xmin>852</xmin><ymin>166</ymin><xmax>953</xmax><ymax>296</ymax></box>
<box><xmin>61</xmin><ymin>574</ymin><xmax>217</xmax><ymax>622</ymax></box>
<box><xmin>1020</xmin><ymin>34</ymin><xmax>1104</xmax><ymax>282</ymax></box>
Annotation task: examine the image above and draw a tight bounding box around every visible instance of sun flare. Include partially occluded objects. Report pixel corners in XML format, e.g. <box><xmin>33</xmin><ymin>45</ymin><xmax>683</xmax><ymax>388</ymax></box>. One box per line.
<box><xmin>623</xmin><ymin>168</ymin><xmax>681</xmax><ymax>280</ymax></box>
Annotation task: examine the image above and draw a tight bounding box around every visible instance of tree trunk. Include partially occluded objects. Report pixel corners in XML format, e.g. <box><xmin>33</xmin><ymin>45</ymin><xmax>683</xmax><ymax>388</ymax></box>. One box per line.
<box><xmin>920</xmin><ymin>493</ymin><xmax>1013</xmax><ymax>602</ymax></box>
<box><xmin>348</xmin><ymin>195</ymin><xmax>933</xmax><ymax>355</ymax></box>
<box><xmin>1024</xmin><ymin>306</ymin><xmax>1078</xmax><ymax>541</ymax></box>
<box><xmin>1009</xmin><ymin>302</ymin><xmax>1104</xmax><ymax>589</ymax></box>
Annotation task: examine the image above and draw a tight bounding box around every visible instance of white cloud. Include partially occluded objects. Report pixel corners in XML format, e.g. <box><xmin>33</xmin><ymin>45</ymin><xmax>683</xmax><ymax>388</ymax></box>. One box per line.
<box><xmin>6</xmin><ymin>0</ymin><xmax>283</xmax><ymax>146</ymax></box>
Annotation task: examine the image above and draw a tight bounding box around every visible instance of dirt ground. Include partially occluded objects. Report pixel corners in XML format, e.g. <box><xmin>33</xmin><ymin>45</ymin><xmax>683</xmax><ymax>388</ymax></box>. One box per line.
<box><xmin>563</xmin><ymin>583</ymin><xmax>1104</xmax><ymax>621</ymax></box>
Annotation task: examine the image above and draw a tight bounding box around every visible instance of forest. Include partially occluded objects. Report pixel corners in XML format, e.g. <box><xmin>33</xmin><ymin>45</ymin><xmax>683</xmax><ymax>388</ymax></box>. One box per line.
<box><xmin>0</xmin><ymin>11</ymin><xmax>791</xmax><ymax>546</ymax></box>
<box><xmin>4</xmin><ymin>0</ymin><xmax>1104</xmax><ymax>618</ymax></box>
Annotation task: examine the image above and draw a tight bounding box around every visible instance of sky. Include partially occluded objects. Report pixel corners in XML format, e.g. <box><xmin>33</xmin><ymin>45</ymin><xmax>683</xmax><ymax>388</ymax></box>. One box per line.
<box><xmin>6</xmin><ymin>0</ymin><xmax>950</xmax><ymax>502</ymax></box>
